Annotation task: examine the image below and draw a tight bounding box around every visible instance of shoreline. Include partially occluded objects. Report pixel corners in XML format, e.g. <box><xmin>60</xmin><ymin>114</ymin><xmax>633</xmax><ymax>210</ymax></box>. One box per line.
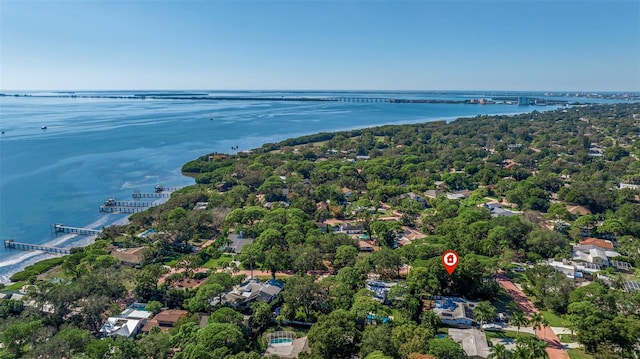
<box><xmin>0</xmin><ymin>105</ymin><xmax>562</xmax><ymax>286</ymax></box>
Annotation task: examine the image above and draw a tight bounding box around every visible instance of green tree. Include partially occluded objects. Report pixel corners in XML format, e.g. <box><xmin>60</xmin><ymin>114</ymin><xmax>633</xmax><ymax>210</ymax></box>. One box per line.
<box><xmin>473</xmin><ymin>301</ymin><xmax>497</xmax><ymax>326</ymax></box>
<box><xmin>137</xmin><ymin>329</ymin><xmax>172</xmax><ymax>359</ymax></box>
<box><xmin>360</xmin><ymin>325</ymin><xmax>395</xmax><ymax>359</ymax></box>
<box><xmin>392</xmin><ymin>323</ymin><xmax>435</xmax><ymax>358</ymax></box>
<box><xmin>146</xmin><ymin>300</ymin><xmax>163</xmax><ymax>315</ymax></box>
<box><xmin>334</xmin><ymin>244</ymin><xmax>359</xmax><ymax>268</ymax></box>
<box><xmin>427</xmin><ymin>337</ymin><xmax>467</xmax><ymax>359</ymax></box>
<box><xmin>365</xmin><ymin>351</ymin><xmax>394</xmax><ymax>359</ymax></box>
<box><xmin>510</xmin><ymin>311</ymin><xmax>529</xmax><ymax>336</ymax></box>
<box><xmin>488</xmin><ymin>343</ymin><xmax>512</xmax><ymax>359</ymax></box>
<box><xmin>308</xmin><ymin>310</ymin><xmax>360</xmax><ymax>359</ymax></box>
<box><xmin>250</xmin><ymin>301</ymin><xmax>273</xmax><ymax>332</ymax></box>
<box><xmin>0</xmin><ymin>320</ymin><xmax>43</xmax><ymax>356</ymax></box>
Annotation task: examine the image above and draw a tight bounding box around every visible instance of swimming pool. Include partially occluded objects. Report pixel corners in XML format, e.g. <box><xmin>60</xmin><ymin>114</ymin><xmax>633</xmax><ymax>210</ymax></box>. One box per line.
<box><xmin>270</xmin><ymin>338</ymin><xmax>293</xmax><ymax>345</ymax></box>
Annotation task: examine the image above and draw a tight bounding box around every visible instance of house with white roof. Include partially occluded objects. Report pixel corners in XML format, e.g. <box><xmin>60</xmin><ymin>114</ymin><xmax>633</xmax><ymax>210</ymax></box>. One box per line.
<box><xmin>449</xmin><ymin>328</ymin><xmax>490</xmax><ymax>359</ymax></box>
<box><xmin>432</xmin><ymin>296</ymin><xmax>477</xmax><ymax>328</ymax></box>
<box><xmin>572</xmin><ymin>245</ymin><xmax>620</xmax><ymax>267</ymax></box>
<box><xmin>99</xmin><ymin>303</ymin><xmax>153</xmax><ymax>338</ymax></box>
<box><xmin>212</xmin><ymin>278</ymin><xmax>283</xmax><ymax>308</ymax></box>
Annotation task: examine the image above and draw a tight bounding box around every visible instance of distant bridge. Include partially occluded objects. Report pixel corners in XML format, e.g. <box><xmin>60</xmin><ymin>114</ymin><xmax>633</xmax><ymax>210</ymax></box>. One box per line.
<box><xmin>8</xmin><ymin>93</ymin><xmax>555</xmax><ymax>105</ymax></box>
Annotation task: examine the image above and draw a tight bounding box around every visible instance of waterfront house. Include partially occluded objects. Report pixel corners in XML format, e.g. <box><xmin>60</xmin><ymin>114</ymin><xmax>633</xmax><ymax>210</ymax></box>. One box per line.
<box><xmin>109</xmin><ymin>246</ymin><xmax>146</xmax><ymax>266</ymax></box>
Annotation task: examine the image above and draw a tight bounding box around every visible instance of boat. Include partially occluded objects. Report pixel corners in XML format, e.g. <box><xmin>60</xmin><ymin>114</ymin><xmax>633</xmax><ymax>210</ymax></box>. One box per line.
<box><xmin>41</xmin><ymin>125</ymin><xmax>47</xmax><ymax>129</ymax></box>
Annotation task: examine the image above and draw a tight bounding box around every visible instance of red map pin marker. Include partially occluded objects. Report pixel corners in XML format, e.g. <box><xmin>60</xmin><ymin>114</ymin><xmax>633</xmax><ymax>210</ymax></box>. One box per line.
<box><xmin>442</xmin><ymin>250</ymin><xmax>459</xmax><ymax>275</ymax></box>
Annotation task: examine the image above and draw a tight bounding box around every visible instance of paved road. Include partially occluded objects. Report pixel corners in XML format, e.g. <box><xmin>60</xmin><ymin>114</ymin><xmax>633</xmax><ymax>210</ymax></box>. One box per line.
<box><xmin>497</xmin><ymin>272</ymin><xmax>570</xmax><ymax>359</ymax></box>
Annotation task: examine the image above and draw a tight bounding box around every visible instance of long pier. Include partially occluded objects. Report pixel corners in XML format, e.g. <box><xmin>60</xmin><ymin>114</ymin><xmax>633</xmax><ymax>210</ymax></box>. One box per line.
<box><xmin>132</xmin><ymin>191</ymin><xmax>171</xmax><ymax>199</ymax></box>
<box><xmin>3</xmin><ymin>239</ymin><xmax>70</xmax><ymax>255</ymax></box>
<box><xmin>99</xmin><ymin>206</ymin><xmax>149</xmax><ymax>214</ymax></box>
<box><xmin>51</xmin><ymin>224</ymin><xmax>101</xmax><ymax>236</ymax></box>
<box><xmin>99</xmin><ymin>198</ymin><xmax>152</xmax><ymax>213</ymax></box>
<box><xmin>102</xmin><ymin>199</ymin><xmax>152</xmax><ymax>207</ymax></box>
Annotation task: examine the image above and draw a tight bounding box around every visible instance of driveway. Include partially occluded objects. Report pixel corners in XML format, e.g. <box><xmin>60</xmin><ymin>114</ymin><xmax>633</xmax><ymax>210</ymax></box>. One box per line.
<box><xmin>496</xmin><ymin>272</ymin><xmax>570</xmax><ymax>359</ymax></box>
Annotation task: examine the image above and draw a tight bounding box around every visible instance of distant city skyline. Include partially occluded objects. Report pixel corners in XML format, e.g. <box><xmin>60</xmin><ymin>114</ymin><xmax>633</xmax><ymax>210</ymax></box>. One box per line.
<box><xmin>1</xmin><ymin>1</ymin><xmax>639</xmax><ymax>92</ymax></box>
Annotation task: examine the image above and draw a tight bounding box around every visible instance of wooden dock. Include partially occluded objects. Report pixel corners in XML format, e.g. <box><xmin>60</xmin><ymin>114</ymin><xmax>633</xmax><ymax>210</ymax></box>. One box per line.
<box><xmin>132</xmin><ymin>191</ymin><xmax>171</xmax><ymax>199</ymax></box>
<box><xmin>99</xmin><ymin>205</ymin><xmax>150</xmax><ymax>214</ymax></box>
<box><xmin>51</xmin><ymin>224</ymin><xmax>101</xmax><ymax>236</ymax></box>
<box><xmin>3</xmin><ymin>239</ymin><xmax>70</xmax><ymax>255</ymax></box>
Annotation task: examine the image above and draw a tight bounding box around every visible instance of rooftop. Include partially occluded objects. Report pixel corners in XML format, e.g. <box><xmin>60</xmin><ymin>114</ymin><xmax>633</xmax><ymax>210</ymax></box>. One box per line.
<box><xmin>449</xmin><ymin>328</ymin><xmax>490</xmax><ymax>358</ymax></box>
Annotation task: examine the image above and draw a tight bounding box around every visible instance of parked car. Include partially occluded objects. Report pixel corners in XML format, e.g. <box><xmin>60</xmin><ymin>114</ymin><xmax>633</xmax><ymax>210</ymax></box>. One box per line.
<box><xmin>481</xmin><ymin>323</ymin><xmax>503</xmax><ymax>331</ymax></box>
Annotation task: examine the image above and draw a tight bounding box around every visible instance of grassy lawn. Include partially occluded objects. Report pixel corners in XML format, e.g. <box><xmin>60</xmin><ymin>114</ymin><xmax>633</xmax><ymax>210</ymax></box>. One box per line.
<box><xmin>164</xmin><ymin>258</ymin><xmax>179</xmax><ymax>266</ymax></box>
<box><xmin>203</xmin><ymin>254</ymin><xmax>234</xmax><ymax>269</ymax></box>
<box><xmin>484</xmin><ymin>330</ymin><xmax>536</xmax><ymax>340</ymax></box>
<box><xmin>3</xmin><ymin>281</ymin><xmax>26</xmax><ymax>291</ymax></box>
<box><xmin>540</xmin><ymin>310</ymin><xmax>565</xmax><ymax>327</ymax></box>
<box><xmin>557</xmin><ymin>334</ymin><xmax>577</xmax><ymax>343</ymax></box>
<box><xmin>568</xmin><ymin>348</ymin><xmax>593</xmax><ymax>359</ymax></box>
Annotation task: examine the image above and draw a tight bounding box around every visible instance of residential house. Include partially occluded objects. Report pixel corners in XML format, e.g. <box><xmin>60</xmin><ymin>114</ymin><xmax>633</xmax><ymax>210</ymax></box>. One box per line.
<box><xmin>339</xmin><ymin>222</ymin><xmax>364</xmax><ymax>235</ymax></box>
<box><xmin>424</xmin><ymin>189</ymin><xmax>444</xmax><ymax>199</ymax></box>
<box><xmin>213</xmin><ymin>278</ymin><xmax>283</xmax><ymax>308</ymax></box>
<box><xmin>402</xmin><ymin>192</ymin><xmax>427</xmax><ymax>205</ymax></box>
<box><xmin>449</xmin><ymin>328</ymin><xmax>490</xmax><ymax>359</ymax></box>
<box><xmin>579</xmin><ymin>238</ymin><xmax>614</xmax><ymax>249</ymax></box>
<box><xmin>224</xmin><ymin>232</ymin><xmax>255</xmax><ymax>253</ymax></box>
<box><xmin>366</xmin><ymin>280</ymin><xmax>399</xmax><ymax>303</ymax></box>
<box><xmin>446</xmin><ymin>192</ymin><xmax>466</xmax><ymax>200</ymax></box>
<box><xmin>100</xmin><ymin>304</ymin><xmax>153</xmax><ymax>338</ymax></box>
<box><xmin>572</xmin><ymin>245</ymin><xmax>620</xmax><ymax>267</ymax></box>
<box><xmin>142</xmin><ymin>309</ymin><xmax>189</xmax><ymax>332</ymax></box>
<box><xmin>547</xmin><ymin>260</ymin><xmax>584</xmax><ymax>280</ymax></box>
<box><xmin>358</xmin><ymin>240</ymin><xmax>375</xmax><ymax>252</ymax></box>
<box><xmin>566</xmin><ymin>205</ymin><xmax>591</xmax><ymax>216</ymax></box>
<box><xmin>481</xmin><ymin>202</ymin><xmax>517</xmax><ymax>217</ymax></box>
<box><xmin>109</xmin><ymin>247</ymin><xmax>146</xmax><ymax>266</ymax></box>
<box><xmin>432</xmin><ymin>297</ymin><xmax>477</xmax><ymax>328</ymax></box>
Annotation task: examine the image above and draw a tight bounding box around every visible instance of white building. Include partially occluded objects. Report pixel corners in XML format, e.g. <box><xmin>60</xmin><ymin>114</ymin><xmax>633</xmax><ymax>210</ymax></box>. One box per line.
<box><xmin>432</xmin><ymin>297</ymin><xmax>477</xmax><ymax>328</ymax></box>
<box><xmin>449</xmin><ymin>328</ymin><xmax>490</xmax><ymax>359</ymax></box>
<box><xmin>100</xmin><ymin>304</ymin><xmax>153</xmax><ymax>338</ymax></box>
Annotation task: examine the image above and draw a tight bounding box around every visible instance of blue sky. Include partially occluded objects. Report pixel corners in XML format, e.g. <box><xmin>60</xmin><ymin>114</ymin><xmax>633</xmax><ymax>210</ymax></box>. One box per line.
<box><xmin>1</xmin><ymin>1</ymin><xmax>639</xmax><ymax>91</ymax></box>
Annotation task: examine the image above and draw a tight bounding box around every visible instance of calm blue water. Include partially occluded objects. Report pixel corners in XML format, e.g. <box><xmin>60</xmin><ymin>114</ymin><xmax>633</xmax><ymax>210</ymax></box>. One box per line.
<box><xmin>0</xmin><ymin>90</ymin><xmax>584</xmax><ymax>283</ymax></box>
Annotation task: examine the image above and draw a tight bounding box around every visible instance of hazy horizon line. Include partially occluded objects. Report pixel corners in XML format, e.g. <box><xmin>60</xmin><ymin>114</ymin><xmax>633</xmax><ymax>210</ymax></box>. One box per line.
<box><xmin>2</xmin><ymin>88</ymin><xmax>639</xmax><ymax>94</ymax></box>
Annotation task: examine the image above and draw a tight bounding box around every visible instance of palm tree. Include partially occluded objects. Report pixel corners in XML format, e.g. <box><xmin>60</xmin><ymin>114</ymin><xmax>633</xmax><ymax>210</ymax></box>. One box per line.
<box><xmin>512</xmin><ymin>345</ymin><xmax>530</xmax><ymax>359</ymax></box>
<box><xmin>510</xmin><ymin>311</ymin><xmax>529</xmax><ymax>337</ymax></box>
<box><xmin>515</xmin><ymin>336</ymin><xmax>546</xmax><ymax>359</ymax></box>
<box><xmin>488</xmin><ymin>343</ymin><xmax>512</xmax><ymax>359</ymax></box>
<box><xmin>529</xmin><ymin>312</ymin><xmax>544</xmax><ymax>332</ymax></box>
<box><xmin>530</xmin><ymin>312</ymin><xmax>549</xmax><ymax>340</ymax></box>
<box><xmin>531</xmin><ymin>339</ymin><xmax>547</xmax><ymax>359</ymax></box>
<box><xmin>473</xmin><ymin>301</ymin><xmax>497</xmax><ymax>326</ymax></box>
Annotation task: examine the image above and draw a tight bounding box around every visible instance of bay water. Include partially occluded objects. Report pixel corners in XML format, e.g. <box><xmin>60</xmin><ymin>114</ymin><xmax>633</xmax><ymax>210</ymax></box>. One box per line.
<box><xmin>1</xmin><ymin>91</ymin><xmax>557</xmax><ymax>283</ymax></box>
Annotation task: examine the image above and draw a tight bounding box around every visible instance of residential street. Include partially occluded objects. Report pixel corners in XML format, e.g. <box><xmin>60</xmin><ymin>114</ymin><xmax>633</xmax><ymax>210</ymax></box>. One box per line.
<box><xmin>496</xmin><ymin>272</ymin><xmax>571</xmax><ymax>359</ymax></box>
